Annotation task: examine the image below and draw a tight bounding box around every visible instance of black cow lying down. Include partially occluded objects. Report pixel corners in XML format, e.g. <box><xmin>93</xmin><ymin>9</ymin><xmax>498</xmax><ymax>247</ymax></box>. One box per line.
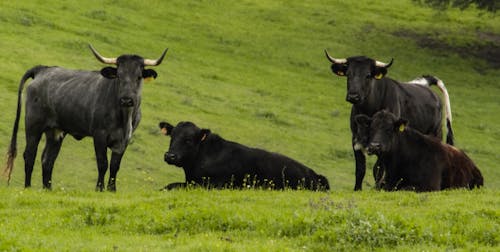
<box><xmin>159</xmin><ymin>121</ymin><xmax>330</xmax><ymax>191</ymax></box>
<box><xmin>354</xmin><ymin>110</ymin><xmax>483</xmax><ymax>192</ymax></box>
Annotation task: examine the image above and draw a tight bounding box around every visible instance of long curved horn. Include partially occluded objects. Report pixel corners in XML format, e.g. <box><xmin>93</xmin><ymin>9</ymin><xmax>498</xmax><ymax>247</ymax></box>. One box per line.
<box><xmin>375</xmin><ymin>58</ymin><xmax>394</xmax><ymax>68</ymax></box>
<box><xmin>143</xmin><ymin>49</ymin><xmax>168</xmax><ymax>66</ymax></box>
<box><xmin>324</xmin><ymin>50</ymin><xmax>347</xmax><ymax>64</ymax></box>
<box><xmin>89</xmin><ymin>44</ymin><xmax>117</xmax><ymax>64</ymax></box>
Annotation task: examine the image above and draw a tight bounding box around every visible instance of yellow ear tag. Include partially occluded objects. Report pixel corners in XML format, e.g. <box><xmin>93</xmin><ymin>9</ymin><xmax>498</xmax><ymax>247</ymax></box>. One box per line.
<box><xmin>399</xmin><ymin>124</ymin><xmax>405</xmax><ymax>132</ymax></box>
<box><xmin>144</xmin><ymin>77</ymin><xmax>154</xmax><ymax>82</ymax></box>
<box><xmin>161</xmin><ymin>128</ymin><xmax>168</xmax><ymax>135</ymax></box>
<box><xmin>375</xmin><ymin>73</ymin><xmax>383</xmax><ymax>79</ymax></box>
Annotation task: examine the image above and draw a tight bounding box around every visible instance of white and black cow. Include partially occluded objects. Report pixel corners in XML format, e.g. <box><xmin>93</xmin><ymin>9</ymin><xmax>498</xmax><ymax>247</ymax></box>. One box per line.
<box><xmin>325</xmin><ymin>51</ymin><xmax>454</xmax><ymax>191</ymax></box>
<box><xmin>5</xmin><ymin>45</ymin><xmax>167</xmax><ymax>191</ymax></box>
<box><xmin>159</xmin><ymin>121</ymin><xmax>330</xmax><ymax>191</ymax></box>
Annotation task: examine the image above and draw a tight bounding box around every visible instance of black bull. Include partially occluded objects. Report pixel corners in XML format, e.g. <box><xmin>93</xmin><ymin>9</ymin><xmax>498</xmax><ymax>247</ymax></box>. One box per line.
<box><xmin>4</xmin><ymin>45</ymin><xmax>167</xmax><ymax>191</ymax></box>
<box><xmin>325</xmin><ymin>51</ymin><xmax>454</xmax><ymax>191</ymax></box>
<box><xmin>160</xmin><ymin>121</ymin><xmax>330</xmax><ymax>190</ymax></box>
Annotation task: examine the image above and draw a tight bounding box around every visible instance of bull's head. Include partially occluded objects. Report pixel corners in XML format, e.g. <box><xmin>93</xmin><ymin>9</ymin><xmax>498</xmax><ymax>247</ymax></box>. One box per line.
<box><xmin>159</xmin><ymin>121</ymin><xmax>211</xmax><ymax>167</ymax></box>
<box><xmin>325</xmin><ymin>50</ymin><xmax>393</xmax><ymax>104</ymax></box>
<box><xmin>365</xmin><ymin>110</ymin><xmax>408</xmax><ymax>155</ymax></box>
<box><xmin>89</xmin><ymin>44</ymin><xmax>168</xmax><ymax>108</ymax></box>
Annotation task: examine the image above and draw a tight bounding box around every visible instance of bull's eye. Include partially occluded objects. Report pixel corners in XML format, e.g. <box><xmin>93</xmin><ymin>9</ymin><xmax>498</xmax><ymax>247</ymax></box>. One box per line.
<box><xmin>365</xmin><ymin>74</ymin><xmax>371</xmax><ymax>79</ymax></box>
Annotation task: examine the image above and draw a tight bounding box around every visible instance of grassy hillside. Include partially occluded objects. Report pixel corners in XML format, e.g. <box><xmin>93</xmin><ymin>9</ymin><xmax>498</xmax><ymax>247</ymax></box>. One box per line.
<box><xmin>0</xmin><ymin>0</ymin><xmax>499</xmax><ymax>250</ymax></box>
<box><xmin>0</xmin><ymin>0</ymin><xmax>498</xmax><ymax>191</ymax></box>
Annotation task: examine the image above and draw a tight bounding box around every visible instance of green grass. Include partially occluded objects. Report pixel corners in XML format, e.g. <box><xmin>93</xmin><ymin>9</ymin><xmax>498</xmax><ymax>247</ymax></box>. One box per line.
<box><xmin>0</xmin><ymin>0</ymin><xmax>499</xmax><ymax>250</ymax></box>
<box><xmin>0</xmin><ymin>189</ymin><xmax>498</xmax><ymax>251</ymax></box>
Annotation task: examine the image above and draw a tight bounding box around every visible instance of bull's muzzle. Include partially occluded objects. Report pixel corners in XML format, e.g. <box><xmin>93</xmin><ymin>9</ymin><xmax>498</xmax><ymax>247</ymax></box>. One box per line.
<box><xmin>367</xmin><ymin>142</ymin><xmax>382</xmax><ymax>155</ymax></box>
<box><xmin>164</xmin><ymin>152</ymin><xmax>177</xmax><ymax>164</ymax></box>
<box><xmin>119</xmin><ymin>97</ymin><xmax>134</xmax><ymax>107</ymax></box>
<box><xmin>346</xmin><ymin>93</ymin><xmax>361</xmax><ymax>104</ymax></box>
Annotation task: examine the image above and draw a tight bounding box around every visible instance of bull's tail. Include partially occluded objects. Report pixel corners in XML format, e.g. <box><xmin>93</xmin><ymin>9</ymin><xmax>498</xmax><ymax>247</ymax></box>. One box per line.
<box><xmin>409</xmin><ymin>75</ymin><xmax>454</xmax><ymax>145</ymax></box>
<box><xmin>423</xmin><ymin>75</ymin><xmax>454</xmax><ymax>145</ymax></box>
<box><xmin>4</xmin><ymin>66</ymin><xmax>45</xmax><ymax>184</ymax></box>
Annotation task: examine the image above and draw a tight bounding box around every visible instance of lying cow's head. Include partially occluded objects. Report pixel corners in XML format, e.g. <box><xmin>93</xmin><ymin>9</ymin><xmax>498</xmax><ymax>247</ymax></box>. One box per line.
<box><xmin>159</xmin><ymin>121</ymin><xmax>211</xmax><ymax>167</ymax></box>
<box><xmin>325</xmin><ymin>50</ymin><xmax>393</xmax><ymax>104</ymax></box>
<box><xmin>89</xmin><ymin>44</ymin><xmax>167</xmax><ymax>108</ymax></box>
<box><xmin>366</xmin><ymin>110</ymin><xmax>408</xmax><ymax>155</ymax></box>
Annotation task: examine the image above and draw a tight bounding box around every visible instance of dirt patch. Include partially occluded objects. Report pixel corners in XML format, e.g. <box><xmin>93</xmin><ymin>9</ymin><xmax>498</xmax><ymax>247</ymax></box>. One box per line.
<box><xmin>393</xmin><ymin>29</ymin><xmax>500</xmax><ymax>70</ymax></box>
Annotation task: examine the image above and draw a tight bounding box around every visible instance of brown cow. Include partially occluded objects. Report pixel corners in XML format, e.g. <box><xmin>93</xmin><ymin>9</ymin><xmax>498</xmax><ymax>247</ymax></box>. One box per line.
<box><xmin>355</xmin><ymin>110</ymin><xmax>483</xmax><ymax>192</ymax></box>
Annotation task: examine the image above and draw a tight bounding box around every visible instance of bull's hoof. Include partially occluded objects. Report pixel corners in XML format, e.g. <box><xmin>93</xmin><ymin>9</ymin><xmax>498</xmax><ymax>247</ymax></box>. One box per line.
<box><xmin>107</xmin><ymin>185</ymin><xmax>116</xmax><ymax>192</ymax></box>
<box><xmin>95</xmin><ymin>185</ymin><xmax>105</xmax><ymax>192</ymax></box>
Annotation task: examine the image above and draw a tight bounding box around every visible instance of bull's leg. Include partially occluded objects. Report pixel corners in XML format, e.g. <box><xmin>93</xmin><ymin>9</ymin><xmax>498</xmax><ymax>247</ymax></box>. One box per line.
<box><xmin>23</xmin><ymin>132</ymin><xmax>42</xmax><ymax>188</ymax></box>
<box><xmin>41</xmin><ymin>131</ymin><xmax>64</xmax><ymax>190</ymax></box>
<box><xmin>107</xmin><ymin>152</ymin><xmax>124</xmax><ymax>192</ymax></box>
<box><xmin>93</xmin><ymin>136</ymin><xmax>108</xmax><ymax>192</ymax></box>
<box><xmin>353</xmin><ymin>149</ymin><xmax>366</xmax><ymax>191</ymax></box>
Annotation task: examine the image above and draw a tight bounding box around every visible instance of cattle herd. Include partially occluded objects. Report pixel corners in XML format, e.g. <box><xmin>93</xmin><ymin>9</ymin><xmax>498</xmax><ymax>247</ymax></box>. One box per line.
<box><xmin>3</xmin><ymin>45</ymin><xmax>483</xmax><ymax>192</ymax></box>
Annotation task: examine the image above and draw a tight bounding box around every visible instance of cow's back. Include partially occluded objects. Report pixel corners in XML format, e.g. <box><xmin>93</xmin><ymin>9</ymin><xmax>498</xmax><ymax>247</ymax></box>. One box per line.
<box><xmin>394</xmin><ymin>82</ymin><xmax>443</xmax><ymax>137</ymax></box>
<box><xmin>250</xmin><ymin>148</ymin><xmax>328</xmax><ymax>189</ymax></box>
<box><xmin>194</xmin><ymin>136</ymin><xmax>328</xmax><ymax>190</ymax></box>
<box><xmin>442</xmin><ymin>145</ymin><xmax>484</xmax><ymax>189</ymax></box>
<box><xmin>25</xmin><ymin>67</ymin><xmax>115</xmax><ymax>136</ymax></box>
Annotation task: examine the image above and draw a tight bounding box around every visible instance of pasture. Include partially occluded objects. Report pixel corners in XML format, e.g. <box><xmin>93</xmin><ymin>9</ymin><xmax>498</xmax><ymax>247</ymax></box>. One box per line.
<box><xmin>0</xmin><ymin>0</ymin><xmax>498</xmax><ymax>250</ymax></box>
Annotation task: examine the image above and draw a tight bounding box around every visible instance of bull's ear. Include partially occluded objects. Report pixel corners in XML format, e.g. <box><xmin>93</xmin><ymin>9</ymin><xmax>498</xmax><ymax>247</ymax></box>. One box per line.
<box><xmin>159</xmin><ymin>121</ymin><xmax>174</xmax><ymax>136</ymax></box>
<box><xmin>372</xmin><ymin>67</ymin><xmax>388</xmax><ymax>80</ymax></box>
<box><xmin>100</xmin><ymin>67</ymin><xmax>117</xmax><ymax>79</ymax></box>
<box><xmin>354</xmin><ymin>114</ymin><xmax>371</xmax><ymax>127</ymax></box>
<box><xmin>143</xmin><ymin>69</ymin><xmax>158</xmax><ymax>82</ymax></box>
<box><xmin>331</xmin><ymin>63</ymin><xmax>348</xmax><ymax>77</ymax></box>
<box><xmin>394</xmin><ymin>118</ymin><xmax>409</xmax><ymax>132</ymax></box>
<box><xmin>199</xmin><ymin>129</ymin><xmax>211</xmax><ymax>142</ymax></box>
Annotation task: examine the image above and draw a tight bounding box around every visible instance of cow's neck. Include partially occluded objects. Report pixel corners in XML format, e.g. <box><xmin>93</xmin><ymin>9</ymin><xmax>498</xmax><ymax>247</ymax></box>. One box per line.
<box><xmin>391</xmin><ymin>129</ymin><xmax>428</xmax><ymax>164</ymax></box>
<box><xmin>121</xmin><ymin>107</ymin><xmax>136</xmax><ymax>141</ymax></box>
<box><xmin>185</xmin><ymin>133</ymin><xmax>225</xmax><ymax>172</ymax></box>
<box><xmin>106</xmin><ymin>80</ymin><xmax>142</xmax><ymax>153</ymax></box>
<box><xmin>354</xmin><ymin>79</ymin><xmax>388</xmax><ymax>116</ymax></box>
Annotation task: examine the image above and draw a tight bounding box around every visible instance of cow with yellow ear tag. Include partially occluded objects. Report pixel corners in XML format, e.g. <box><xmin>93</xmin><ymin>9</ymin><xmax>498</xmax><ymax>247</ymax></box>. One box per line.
<box><xmin>325</xmin><ymin>50</ymin><xmax>454</xmax><ymax>191</ymax></box>
<box><xmin>363</xmin><ymin>110</ymin><xmax>482</xmax><ymax>192</ymax></box>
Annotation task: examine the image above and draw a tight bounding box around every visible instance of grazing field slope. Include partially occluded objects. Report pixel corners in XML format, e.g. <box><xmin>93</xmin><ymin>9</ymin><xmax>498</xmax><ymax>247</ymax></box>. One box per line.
<box><xmin>0</xmin><ymin>0</ymin><xmax>498</xmax><ymax>250</ymax></box>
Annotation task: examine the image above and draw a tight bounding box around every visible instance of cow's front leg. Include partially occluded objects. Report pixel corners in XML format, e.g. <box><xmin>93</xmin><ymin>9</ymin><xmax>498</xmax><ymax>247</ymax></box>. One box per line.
<box><xmin>353</xmin><ymin>149</ymin><xmax>366</xmax><ymax>191</ymax></box>
<box><xmin>93</xmin><ymin>135</ymin><xmax>108</xmax><ymax>192</ymax></box>
<box><xmin>107</xmin><ymin>152</ymin><xmax>124</xmax><ymax>192</ymax></box>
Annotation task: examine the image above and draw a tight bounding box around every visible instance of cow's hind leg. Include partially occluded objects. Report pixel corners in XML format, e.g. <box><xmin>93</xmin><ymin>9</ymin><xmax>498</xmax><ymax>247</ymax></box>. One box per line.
<box><xmin>107</xmin><ymin>152</ymin><xmax>124</xmax><ymax>192</ymax></box>
<box><xmin>24</xmin><ymin>131</ymin><xmax>43</xmax><ymax>188</ymax></box>
<box><xmin>41</xmin><ymin>129</ymin><xmax>64</xmax><ymax>189</ymax></box>
<box><xmin>93</xmin><ymin>135</ymin><xmax>108</xmax><ymax>192</ymax></box>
